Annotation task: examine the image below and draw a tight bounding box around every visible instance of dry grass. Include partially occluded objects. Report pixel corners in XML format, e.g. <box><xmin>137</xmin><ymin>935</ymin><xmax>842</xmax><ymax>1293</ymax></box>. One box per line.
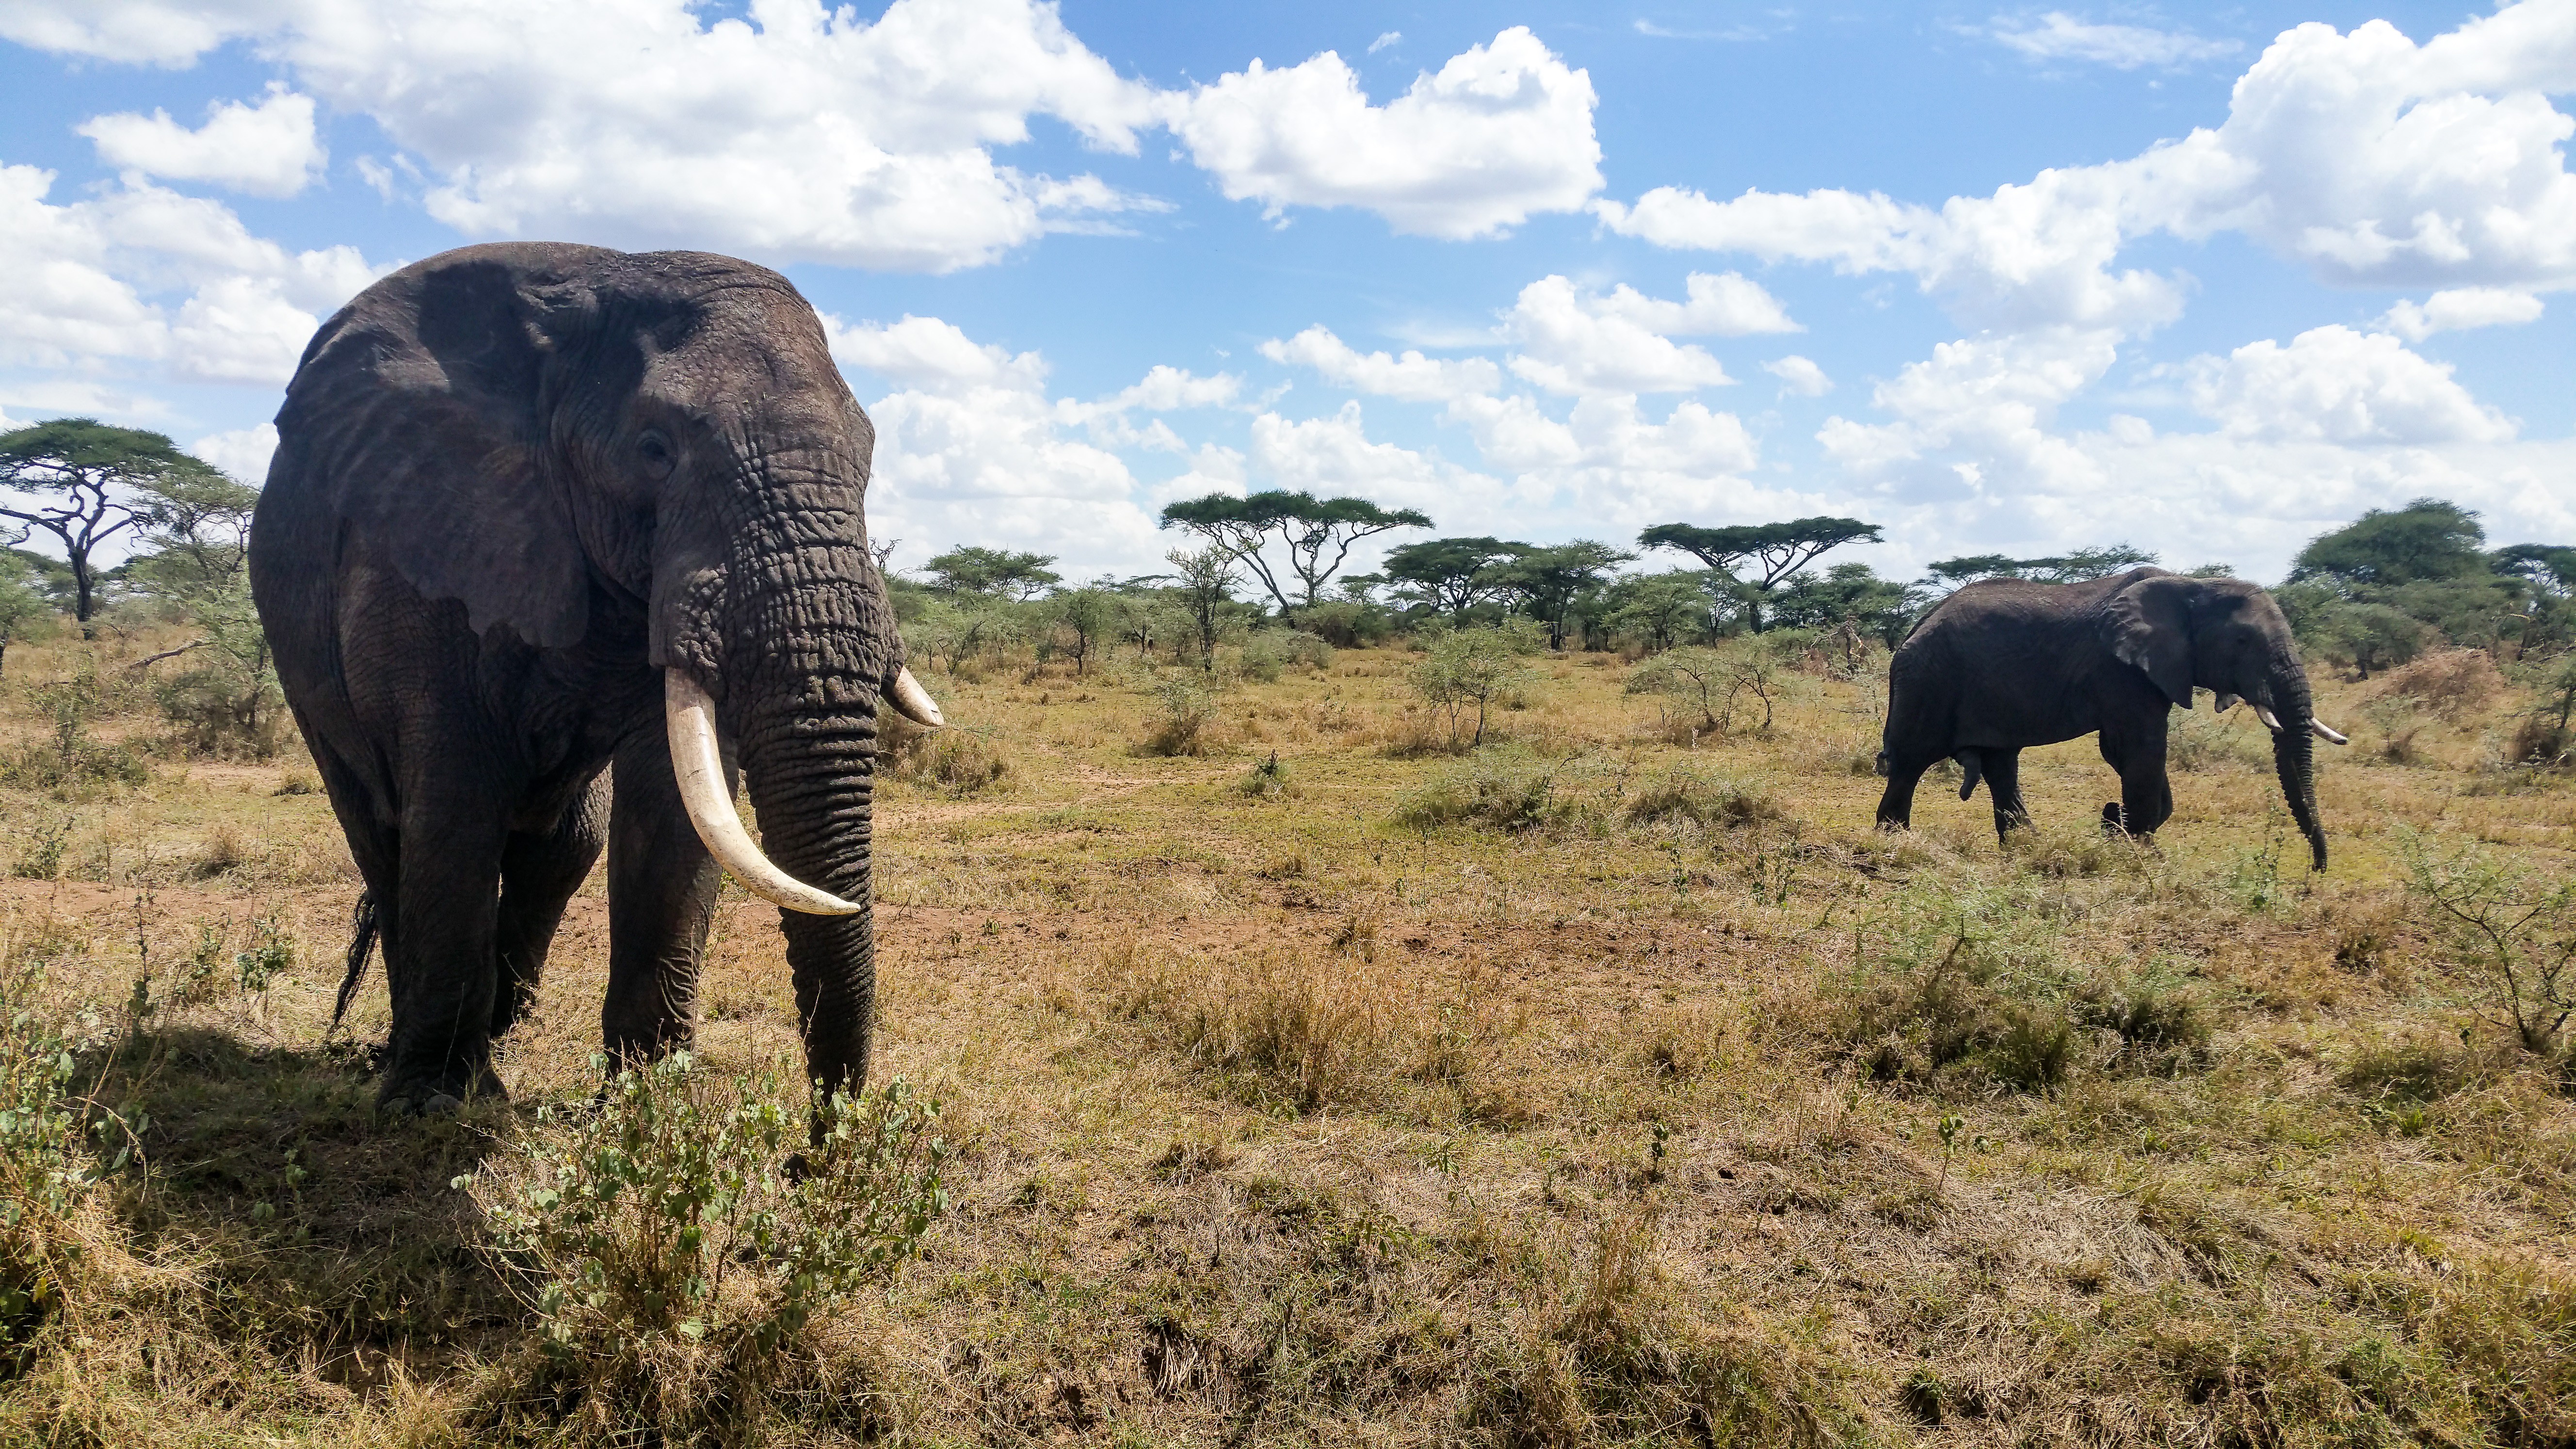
<box><xmin>2</xmin><ymin>625</ymin><xmax>2574</xmax><ymax>1446</ymax></box>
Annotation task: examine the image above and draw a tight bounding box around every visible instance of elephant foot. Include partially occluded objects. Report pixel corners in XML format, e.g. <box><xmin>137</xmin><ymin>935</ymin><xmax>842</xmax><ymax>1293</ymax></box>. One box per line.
<box><xmin>2100</xmin><ymin>802</ymin><xmax>2124</xmax><ymax>836</ymax></box>
<box><xmin>377</xmin><ymin>1068</ymin><xmax>503</xmax><ymax>1119</ymax></box>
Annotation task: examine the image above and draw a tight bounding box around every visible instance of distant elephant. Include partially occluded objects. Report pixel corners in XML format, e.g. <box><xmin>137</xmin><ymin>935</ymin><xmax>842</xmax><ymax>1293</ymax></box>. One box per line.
<box><xmin>250</xmin><ymin>242</ymin><xmax>945</xmax><ymax>1114</ymax></box>
<box><xmin>1873</xmin><ymin>568</ymin><xmax>2346</xmax><ymax>868</ymax></box>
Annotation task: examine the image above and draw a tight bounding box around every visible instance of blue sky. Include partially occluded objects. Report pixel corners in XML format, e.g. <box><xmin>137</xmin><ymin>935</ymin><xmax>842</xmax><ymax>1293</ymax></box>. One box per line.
<box><xmin>4</xmin><ymin>0</ymin><xmax>2572</xmax><ymax>586</ymax></box>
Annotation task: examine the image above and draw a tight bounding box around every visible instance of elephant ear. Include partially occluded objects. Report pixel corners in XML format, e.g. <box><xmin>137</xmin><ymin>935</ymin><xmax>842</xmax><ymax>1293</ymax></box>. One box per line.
<box><xmin>2107</xmin><ymin>574</ymin><xmax>2196</xmax><ymax>708</ymax></box>
<box><xmin>272</xmin><ymin>244</ymin><xmax>611</xmax><ymax>649</ymax></box>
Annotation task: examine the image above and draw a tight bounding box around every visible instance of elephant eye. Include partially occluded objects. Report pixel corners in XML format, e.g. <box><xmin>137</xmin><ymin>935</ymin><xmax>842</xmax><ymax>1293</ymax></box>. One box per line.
<box><xmin>637</xmin><ymin>430</ymin><xmax>677</xmax><ymax>479</ymax></box>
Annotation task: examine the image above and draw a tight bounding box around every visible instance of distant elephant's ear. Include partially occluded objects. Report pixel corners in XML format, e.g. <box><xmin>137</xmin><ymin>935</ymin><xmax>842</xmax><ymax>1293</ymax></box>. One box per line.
<box><xmin>271</xmin><ymin>245</ymin><xmax>609</xmax><ymax>649</ymax></box>
<box><xmin>2107</xmin><ymin>574</ymin><xmax>2196</xmax><ymax>708</ymax></box>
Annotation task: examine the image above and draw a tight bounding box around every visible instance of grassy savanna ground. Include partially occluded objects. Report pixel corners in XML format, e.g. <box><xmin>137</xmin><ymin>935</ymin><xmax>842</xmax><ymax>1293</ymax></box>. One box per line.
<box><xmin>3</xmin><ymin>625</ymin><xmax>2575</xmax><ymax>1447</ymax></box>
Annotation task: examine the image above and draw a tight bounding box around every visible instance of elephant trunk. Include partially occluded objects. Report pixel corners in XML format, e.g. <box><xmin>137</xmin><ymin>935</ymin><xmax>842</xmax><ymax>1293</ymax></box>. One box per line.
<box><xmin>733</xmin><ymin>676</ymin><xmax>887</xmax><ymax>1095</ymax></box>
<box><xmin>2263</xmin><ymin>660</ymin><xmax>2328</xmax><ymax>871</ymax></box>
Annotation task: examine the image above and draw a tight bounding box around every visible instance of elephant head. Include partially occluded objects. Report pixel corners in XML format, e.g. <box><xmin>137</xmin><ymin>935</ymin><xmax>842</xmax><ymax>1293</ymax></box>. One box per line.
<box><xmin>2106</xmin><ymin>572</ymin><xmax>2345</xmax><ymax>869</ymax></box>
<box><xmin>279</xmin><ymin>242</ymin><xmax>940</xmax><ymax>1088</ymax></box>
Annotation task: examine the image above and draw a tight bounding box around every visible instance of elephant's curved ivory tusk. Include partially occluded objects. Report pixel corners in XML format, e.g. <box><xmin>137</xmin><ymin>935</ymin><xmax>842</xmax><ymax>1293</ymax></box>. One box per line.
<box><xmin>2255</xmin><ymin>707</ymin><xmax>2285</xmax><ymax>732</ymax></box>
<box><xmin>2311</xmin><ymin>718</ymin><xmax>2349</xmax><ymax>745</ymax></box>
<box><xmin>665</xmin><ymin>671</ymin><xmax>863</xmax><ymax>916</ymax></box>
<box><xmin>888</xmin><ymin>665</ymin><xmax>945</xmax><ymax>728</ymax></box>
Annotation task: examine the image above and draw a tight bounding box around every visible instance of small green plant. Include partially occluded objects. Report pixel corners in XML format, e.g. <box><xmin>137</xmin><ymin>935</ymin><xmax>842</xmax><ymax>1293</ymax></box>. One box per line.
<box><xmin>1</xmin><ymin>966</ymin><xmax>145</xmax><ymax>1361</ymax></box>
<box><xmin>14</xmin><ymin>816</ymin><xmax>73</xmax><ymax>881</ymax></box>
<box><xmin>1240</xmin><ymin>750</ymin><xmax>1294</xmax><ymax>799</ymax></box>
<box><xmin>232</xmin><ymin>914</ymin><xmax>293</xmax><ymax>994</ymax></box>
<box><xmin>1935</xmin><ymin>1114</ymin><xmax>1965</xmax><ymax>1191</ymax></box>
<box><xmin>5</xmin><ymin>669</ymin><xmax>148</xmax><ymax>792</ymax></box>
<box><xmin>463</xmin><ymin>1053</ymin><xmax>946</xmax><ymax>1430</ymax></box>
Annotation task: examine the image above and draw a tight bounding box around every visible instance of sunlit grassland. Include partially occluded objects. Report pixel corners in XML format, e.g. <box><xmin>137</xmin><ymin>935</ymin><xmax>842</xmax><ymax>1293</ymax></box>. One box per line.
<box><xmin>3</xmin><ymin>626</ymin><xmax>2573</xmax><ymax>1446</ymax></box>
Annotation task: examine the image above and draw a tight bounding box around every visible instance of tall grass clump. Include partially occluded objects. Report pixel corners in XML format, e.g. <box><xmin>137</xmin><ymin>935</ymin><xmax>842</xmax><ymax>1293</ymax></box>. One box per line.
<box><xmin>1392</xmin><ymin>749</ymin><xmax>1602</xmax><ymax>836</ymax></box>
<box><xmin>460</xmin><ymin>1054</ymin><xmax>948</xmax><ymax>1441</ymax></box>
<box><xmin>1830</xmin><ymin>885</ymin><xmax>2084</xmax><ymax>1092</ymax></box>
<box><xmin>1111</xmin><ymin>947</ymin><xmax>1394</xmax><ymax>1112</ymax></box>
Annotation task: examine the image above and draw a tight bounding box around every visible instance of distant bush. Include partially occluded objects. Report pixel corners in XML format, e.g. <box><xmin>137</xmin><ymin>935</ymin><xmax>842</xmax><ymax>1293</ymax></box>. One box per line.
<box><xmin>1393</xmin><ymin>750</ymin><xmax>1581</xmax><ymax>835</ymax></box>
<box><xmin>1297</xmin><ymin>601</ymin><xmax>1391</xmax><ymax>649</ymax></box>
<box><xmin>1622</xmin><ymin>767</ymin><xmax>1782</xmax><ymax>830</ymax></box>
<box><xmin>1623</xmin><ymin>640</ymin><xmax>1789</xmax><ymax>741</ymax></box>
<box><xmin>1142</xmin><ymin>673</ymin><xmax>1221</xmax><ymax>757</ymax></box>
<box><xmin>885</xmin><ymin>720</ymin><xmax>1008</xmax><ymax>796</ymax></box>
<box><xmin>1409</xmin><ymin>622</ymin><xmax>1542</xmax><ymax>748</ymax></box>
<box><xmin>2</xmin><ymin>669</ymin><xmax>149</xmax><ymax>793</ymax></box>
<box><xmin>2375</xmin><ymin>647</ymin><xmax>2507</xmax><ymax>720</ymax></box>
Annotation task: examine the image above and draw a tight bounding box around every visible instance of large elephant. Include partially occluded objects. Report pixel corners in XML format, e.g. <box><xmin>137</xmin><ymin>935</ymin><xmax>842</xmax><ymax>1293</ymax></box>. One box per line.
<box><xmin>1873</xmin><ymin>568</ymin><xmax>2347</xmax><ymax>868</ymax></box>
<box><xmin>249</xmin><ymin>242</ymin><xmax>944</xmax><ymax>1113</ymax></box>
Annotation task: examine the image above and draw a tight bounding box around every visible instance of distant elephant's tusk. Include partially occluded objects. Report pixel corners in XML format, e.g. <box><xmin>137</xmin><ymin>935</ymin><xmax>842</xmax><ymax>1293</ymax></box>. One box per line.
<box><xmin>2312</xmin><ymin>718</ymin><xmax>2349</xmax><ymax>745</ymax></box>
<box><xmin>664</xmin><ymin>671</ymin><xmax>863</xmax><ymax>916</ymax></box>
<box><xmin>888</xmin><ymin>665</ymin><xmax>944</xmax><ymax>728</ymax></box>
<box><xmin>2255</xmin><ymin>707</ymin><xmax>2285</xmax><ymax>732</ymax></box>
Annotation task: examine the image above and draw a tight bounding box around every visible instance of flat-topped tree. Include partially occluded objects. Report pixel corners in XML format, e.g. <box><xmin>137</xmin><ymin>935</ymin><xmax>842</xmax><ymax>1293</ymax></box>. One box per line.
<box><xmin>0</xmin><ymin>418</ymin><xmax>227</xmax><ymax>632</ymax></box>
<box><xmin>1160</xmin><ymin>490</ymin><xmax>1431</xmax><ymax>624</ymax></box>
<box><xmin>922</xmin><ymin>546</ymin><xmax>1061</xmax><ymax>600</ymax></box>
<box><xmin>1638</xmin><ymin>516</ymin><xmax>1883</xmax><ymax>631</ymax></box>
<box><xmin>1490</xmin><ymin>540</ymin><xmax>1634</xmax><ymax>649</ymax></box>
<box><xmin>1380</xmin><ymin>536</ymin><xmax>1533</xmax><ymax>617</ymax></box>
<box><xmin>1926</xmin><ymin>544</ymin><xmax>2157</xmax><ymax>588</ymax></box>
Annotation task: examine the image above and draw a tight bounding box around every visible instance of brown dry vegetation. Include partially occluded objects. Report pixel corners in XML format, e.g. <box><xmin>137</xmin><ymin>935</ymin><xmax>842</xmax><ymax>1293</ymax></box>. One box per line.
<box><xmin>4</xmin><ymin>623</ymin><xmax>2575</xmax><ymax>1447</ymax></box>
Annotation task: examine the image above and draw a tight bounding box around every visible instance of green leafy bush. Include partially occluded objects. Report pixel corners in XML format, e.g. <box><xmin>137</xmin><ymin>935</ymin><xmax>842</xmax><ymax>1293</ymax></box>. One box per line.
<box><xmin>461</xmin><ymin>1054</ymin><xmax>947</xmax><ymax>1436</ymax></box>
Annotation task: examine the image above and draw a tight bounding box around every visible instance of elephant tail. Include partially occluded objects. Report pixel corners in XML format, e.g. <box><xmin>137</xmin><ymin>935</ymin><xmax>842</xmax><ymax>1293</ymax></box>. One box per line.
<box><xmin>330</xmin><ymin>891</ymin><xmax>379</xmax><ymax>1034</ymax></box>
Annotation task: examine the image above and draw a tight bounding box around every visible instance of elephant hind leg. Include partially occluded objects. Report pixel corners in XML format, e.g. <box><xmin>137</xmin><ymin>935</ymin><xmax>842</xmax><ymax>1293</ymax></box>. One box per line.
<box><xmin>1982</xmin><ymin>748</ymin><xmax>2030</xmax><ymax>842</ymax></box>
<box><xmin>1875</xmin><ymin>754</ymin><xmax>1935</xmax><ymax>831</ymax></box>
<box><xmin>492</xmin><ymin>773</ymin><xmax>610</xmax><ymax>1040</ymax></box>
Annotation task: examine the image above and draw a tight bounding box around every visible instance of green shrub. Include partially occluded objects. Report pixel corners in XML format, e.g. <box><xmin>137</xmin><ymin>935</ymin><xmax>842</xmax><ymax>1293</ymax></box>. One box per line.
<box><xmin>461</xmin><ymin>1054</ymin><xmax>947</xmax><ymax>1438</ymax></box>
<box><xmin>1240</xmin><ymin>750</ymin><xmax>1295</xmax><ymax>799</ymax></box>
<box><xmin>1142</xmin><ymin>673</ymin><xmax>1220</xmax><ymax>757</ymax></box>
<box><xmin>1410</xmin><ymin>623</ymin><xmax>1541</xmax><ymax>746</ymax></box>
<box><xmin>1392</xmin><ymin>750</ymin><xmax>1585</xmax><ymax>835</ymax></box>
<box><xmin>3</xmin><ymin>670</ymin><xmax>149</xmax><ymax>792</ymax></box>
<box><xmin>1622</xmin><ymin>767</ymin><xmax>1782</xmax><ymax>829</ymax></box>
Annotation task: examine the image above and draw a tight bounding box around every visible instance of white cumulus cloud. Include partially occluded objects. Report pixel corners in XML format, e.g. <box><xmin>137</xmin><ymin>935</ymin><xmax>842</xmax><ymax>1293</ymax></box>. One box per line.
<box><xmin>1258</xmin><ymin>325</ymin><xmax>1500</xmax><ymax>402</ymax></box>
<box><xmin>0</xmin><ymin>165</ymin><xmax>382</xmax><ymax>388</ymax></box>
<box><xmin>1764</xmin><ymin>355</ymin><xmax>1832</xmax><ymax>396</ymax></box>
<box><xmin>78</xmin><ymin>84</ymin><xmax>324</xmax><ymax>197</ymax></box>
<box><xmin>1599</xmin><ymin>4</ymin><xmax>2576</xmax><ymax>329</ymax></box>
<box><xmin>191</xmin><ymin>422</ymin><xmax>279</xmax><ymax>482</ymax></box>
<box><xmin>2187</xmin><ymin>325</ymin><xmax>2517</xmax><ymax>445</ymax></box>
<box><xmin>1162</xmin><ymin>26</ymin><xmax>1601</xmax><ymax>240</ymax></box>
<box><xmin>2379</xmin><ymin>287</ymin><xmax>2547</xmax><ymax>340</ymax></box>
<box><xmin>1503</xmin><ymin>275</ymin><xmax>1739</xmax><ymax>395</ymax></box>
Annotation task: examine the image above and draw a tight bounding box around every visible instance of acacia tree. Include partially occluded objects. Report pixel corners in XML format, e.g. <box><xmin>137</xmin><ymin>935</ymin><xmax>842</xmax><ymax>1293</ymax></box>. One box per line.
<box><xmin>1489</xmin><ymin>541</ymin><xmax>1633</xmax><ymax>649</ymax></box>
<box><xmin>922</xmin><ymin>546</ymin><xmax>1061</xmax><ymax>600</ymax></box>
<box><xmin>1379</xmin><ymin>536</ymin><xmax>1532</xmax><ymax>617</ymax></box>
<box><xmin>0</xmin><ymin>418</ymin><xmax>228</xmax><ymax>632</ymax></box>
<box><xmin>1164</xmin><ymin>546</ymin><xmax>1237</xmax><ymax>671</ymax></box>
<box><xmin>1923</xmin><ymin>544</ymin><xmax>2157</xmax><ymax>588</ymax></box>
<box><xmin>1638</xmin><ymin>516</ymin><xmax>1884</xmax><ymax>632</ymax></box>
<box><xmin>1052</xmin><ymin>588</ymin><xmax>1115</xmax><ymax>676</ymax></box>
<box><xmin>1160</xmin><ymin>490</ymin><xmax>1431</xmax><ymax>623</ymax></box>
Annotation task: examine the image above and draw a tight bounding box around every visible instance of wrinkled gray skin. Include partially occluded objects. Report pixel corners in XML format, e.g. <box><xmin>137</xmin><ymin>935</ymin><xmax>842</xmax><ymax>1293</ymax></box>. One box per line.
<box><xmin>1874</xmin><ymin>568</ymin><xmax>2329</xmax><ymax>870</ymax></box>
<box><xmin>250</xmin><ymin>242</ymin><xmax>904</xmax><ymax>1112</ymax></box>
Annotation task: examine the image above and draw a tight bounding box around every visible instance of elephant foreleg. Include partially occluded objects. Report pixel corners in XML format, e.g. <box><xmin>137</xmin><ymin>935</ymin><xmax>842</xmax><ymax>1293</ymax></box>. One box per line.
<box><xmin>492</xmin><ymin>773</ymin><xmax>609</xmax><ymax>1040</ymax></box>
<box><xmin>2112</xmin><ymin>741</ymin><xmax>2174</xmax><ymax>840</ymax></box>
<box><xmin>603</xmin><ymin>725</ymin><xmax>722</xmax><ymax>1067</ymax></box>
<box><xmin>381</xmin><ymin>790</ymin><xmax>510</xmax><ymax>1111</ymax></box>
<box><xmin>1982</xmin><ymin>747</ymin><xmax>2030</xmax><ymax>841</ymax></box>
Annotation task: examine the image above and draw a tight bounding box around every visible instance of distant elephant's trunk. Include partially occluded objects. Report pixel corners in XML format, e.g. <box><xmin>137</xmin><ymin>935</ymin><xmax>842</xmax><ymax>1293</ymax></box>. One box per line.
<box><xmin>2262</xmin><ymin>660</ymin><xmax>2328</xmax><ymax>870</ymax></box>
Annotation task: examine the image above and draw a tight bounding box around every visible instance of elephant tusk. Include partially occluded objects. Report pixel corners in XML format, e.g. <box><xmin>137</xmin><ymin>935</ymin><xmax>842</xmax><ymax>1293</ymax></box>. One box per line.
<box><xmin>2311</xmin><ymin>718</ymin><xmax>2349</xmax><ymax>745</ymax></box>
<box><xmin>2255</xmin><ymin>707</ymin><xmax>2285</xmax><ymax>732</ymax></box>
<box><xmin>888</xmin><ymin>665</ymin><xmax>945</xmax><ymax>728</ymax></box>
<box><xmin>664</xmin><ymin>671</ymin><xmax>863</xmax><ymax>916</ymax></box>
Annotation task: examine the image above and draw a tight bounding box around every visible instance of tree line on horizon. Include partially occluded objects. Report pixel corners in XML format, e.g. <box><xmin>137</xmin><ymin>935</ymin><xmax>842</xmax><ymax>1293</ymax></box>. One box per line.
<box><xmin>5</xmin><ymin>419</ymin><xmax>2571</xmax><ymax>719</ymax></box>
<box><xmin>887</xmin><ymin>486</ymin><xmax>2576</xmax><ymax>677</ymax></box>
